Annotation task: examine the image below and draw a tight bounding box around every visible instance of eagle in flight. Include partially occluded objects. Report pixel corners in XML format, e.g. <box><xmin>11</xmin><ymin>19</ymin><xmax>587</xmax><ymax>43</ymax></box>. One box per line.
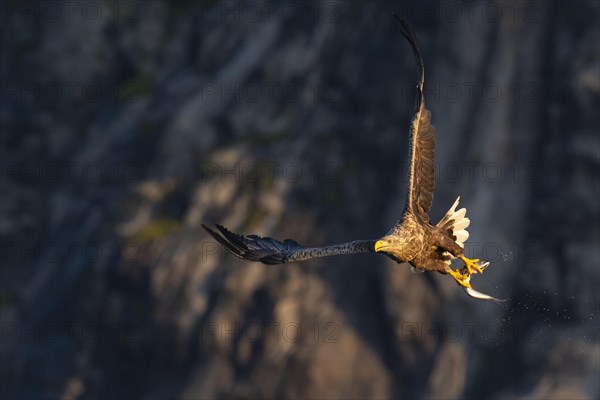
<box><xmin>203</xmin><ymin>15</ymin><xmax>504</xmax><ymax>303</ymax></box>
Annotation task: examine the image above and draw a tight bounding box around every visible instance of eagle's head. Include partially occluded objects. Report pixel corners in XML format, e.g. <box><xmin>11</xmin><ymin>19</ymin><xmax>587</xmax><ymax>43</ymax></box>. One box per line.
<box><xmin>373</xmin><ymin>236</ymin><xmax>410</xmax><ymax>263</ymax></box>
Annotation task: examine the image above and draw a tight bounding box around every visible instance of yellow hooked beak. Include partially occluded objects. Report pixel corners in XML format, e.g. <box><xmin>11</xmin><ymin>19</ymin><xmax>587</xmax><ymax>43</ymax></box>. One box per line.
<box><xmin>374</xmin><ymin>240</ymin><xmax>388</xmax><ymax>253</ymax></box>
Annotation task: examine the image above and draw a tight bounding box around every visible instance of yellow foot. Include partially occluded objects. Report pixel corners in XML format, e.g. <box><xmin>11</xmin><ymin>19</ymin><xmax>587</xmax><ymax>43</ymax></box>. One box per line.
<box><xmin>448</xmin><ymin>268</ymin><xmax>471</xmax><ymax>288</ymax></box>
<box><xmin>460</xmin><ymin>255</ymin><xmax>484</xmax><ymax>275</ymax></box>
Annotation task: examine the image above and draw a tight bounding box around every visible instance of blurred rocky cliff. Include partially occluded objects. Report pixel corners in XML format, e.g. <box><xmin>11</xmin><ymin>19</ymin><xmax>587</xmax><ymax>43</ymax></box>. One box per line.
<box><xmin>1</xmin><ymin>1</ymin><xmax>599</xmax><ymax>399</ymax></box>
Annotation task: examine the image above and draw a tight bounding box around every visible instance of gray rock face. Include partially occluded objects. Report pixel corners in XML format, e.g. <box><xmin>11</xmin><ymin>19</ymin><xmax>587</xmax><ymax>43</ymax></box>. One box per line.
<box><xmin>1</xmin><ymin>1</ymin><xmax>598</xmax><ymax>399</ymax></box>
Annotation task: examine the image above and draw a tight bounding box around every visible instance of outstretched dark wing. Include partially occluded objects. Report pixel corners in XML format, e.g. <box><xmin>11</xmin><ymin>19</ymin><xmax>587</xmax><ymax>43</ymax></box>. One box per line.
<box><xmin>202</xmin><ymin>224</ymin><xmax>374</xmax><ymax>265</ymax></box>
<box><xmin>202</xmin><ymin>224</ymin><xmax>302</xmax><ymax>264</ymax></box>
<box><xmin>394</xmin><ymin>14</ymin><xmax>436</xmax><ymax>222</ymax></box>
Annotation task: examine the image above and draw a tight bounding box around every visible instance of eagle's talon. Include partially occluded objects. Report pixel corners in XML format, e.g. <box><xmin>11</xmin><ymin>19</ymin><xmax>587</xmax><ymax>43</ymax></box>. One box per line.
<box><xmin>460</xmin><ymin>255</ymin><xmax>484</xmax><ymax>275</ymax></box>
<box><xmin>449</xmin><ymin>268</ymin><xmax>471</xmax><ymax>288</ymax></box>
<box><xmin>478</xmin><ymin>261</ymin><xmax>490</xmax><ymax>272</ymax></box>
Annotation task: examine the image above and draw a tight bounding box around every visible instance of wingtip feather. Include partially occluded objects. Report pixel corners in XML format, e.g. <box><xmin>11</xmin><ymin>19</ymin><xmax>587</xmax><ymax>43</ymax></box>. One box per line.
<box><xmin>202</xmin><ymin>223</ymin><xmax>295</xmax><ymax>265</ymax></box>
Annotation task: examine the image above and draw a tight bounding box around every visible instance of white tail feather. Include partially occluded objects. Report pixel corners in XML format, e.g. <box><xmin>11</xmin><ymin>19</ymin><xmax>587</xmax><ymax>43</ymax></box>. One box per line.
<box><xmin>453</xmin><ymin>217</ymin><xmax>470</xmax><ymax>231</ymax></box>
<box><xmin>454</xmin><ymin>230</ymin><xmax>469</xmax><ymax>245</ymax></box>
<box><xmin>452</xmin><ymin>208</ymin><xmax>467</xmax><ymax>222</ymax></box>
<box><xmin>437</xmin><ymin>196</ymin><xmax>471</xmax><ymax>250</ymax></box>
<box><xmin>447</xmin><ymin>197</ymin><xmax>460</xmax><ymax>214</ymax></box>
